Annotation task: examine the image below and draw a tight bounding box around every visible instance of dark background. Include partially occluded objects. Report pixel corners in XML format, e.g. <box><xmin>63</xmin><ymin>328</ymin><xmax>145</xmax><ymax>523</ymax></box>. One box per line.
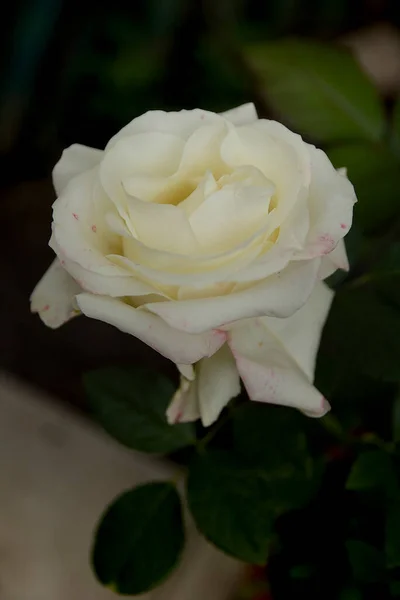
<box><xmin>1</xmin><ymin>0</ymin><xmax>400</xmax><ymax>409</ymax></box>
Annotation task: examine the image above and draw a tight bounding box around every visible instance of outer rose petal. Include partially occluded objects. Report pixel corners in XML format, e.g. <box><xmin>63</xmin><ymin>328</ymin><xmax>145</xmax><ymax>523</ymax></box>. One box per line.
<box><xmin>197</xmin><ymin>344</ymin><xmax>241</xmax><ymax>426</ymax></box>
<box><xmin>296</xmin><ymin>145</ymin><xmax>356</xmax><ymax>260</ymax></box>
<box><xmin>220</xmin><ymin>103</ymin><xmax>258</xmax><ymax>126</ymax></box>
<box><xmin>144</xmin><ymin>258</ymin><xmax>321</xmax><ymax>334</ymax></box>
<box><xmin>75</xmin><ymin>294</ymin><xmax>226</xmax><ymax>364</ymax></box>
<box><xmin>318</xmin><ymin>239</ymin><xmax>350</xmax><ymax>280</ymax></box>
<box><xmin>167</xmin><ymin>376</ymin><xmax>200</xmax><ymax>424</ymax></box>
<box><xmin>228</xmin><ymin>282</ymin><xmax>334</xmax><ymax>416</ymax></box>
<box><xmin>30</xmin><ymin>259</ymin><xmax>81</xmax><ymax>328</ymax></box>
<box><xmin>263</xmin><ymin>282</ymin><xmax>334</xmax><ymax>380</ymax></box>
<box><xmin>53</xmin><ymin>144</ymin><xmax>103</xmax><ymax>196</ymax></box>
<box><xmin>167</xmin><ymin>345</ymin><xmax>240</xmax><ymax>427</ymax></box>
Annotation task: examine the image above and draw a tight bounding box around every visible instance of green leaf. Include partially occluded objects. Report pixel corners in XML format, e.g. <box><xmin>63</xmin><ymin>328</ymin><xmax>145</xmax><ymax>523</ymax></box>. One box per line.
<box><xmin>370</xmin><ymin>244</ymin><xmax>400</xmax><ymax>309</ymax></box>
<box><xmin>391</xmin><ymin>97</ymin><xmax>400</xmax><ymax>156</ymax></box>
<box><xmin>346</xmin><ymin>540</ymin><xmax>385</xmax><ymax>583</ymax></box>
<box><xmin>92</xmin><ymin>482</ymin><xmax>184</xmax><ymax>595</ymax></box>
<box><xmin>338</xmin><ymin>587</ymin><xmax>363</xmax><ymax>600</ymax></box>
<box><xmin>390</xmin><ymin>580</ymin><xmax>400</xmax><ymax>596</ymax></box>
<box><xmin>84</xmin><ymin>367</ymin><xmax>195</xmax><ymax>454</ymax></box>
<box><xmin>386</xmin><ymin>500</ymin><xmax>400</xmax><ymax>568</ymax></box>
<box><xmin>346</xmin><ymin>450</ymin><xmax>398</xmax><ymax>495</ymax></box>
<box><xmin>317</xmin><ymin>288</ymin><xmax>400</xmax><ymax>384</ymax></box>
<box><xmin>187</xmin><ymin>450</ymin><xmax>275</xmax><ymax>564</ymax></box>
<box><xmin>327</xmin><ymin>144</ymin><xmax>400</xmax><ymax>232</ymax></box>
<box><xmin>232</xmin><ymin>403</ymin><xmax>322</xmax><ymax>510</ymax></box>
<box><xmin>247</xmin><ymin>39</ymin><xmax>384</xmax><ymax>143</ymax></box>
<box><xmin>232</xmin><ymin>403</ymin><xmax>308</xmax><ymax>468</ymax></box>
<box><xmin>393</xmin><ymin>391</ymin><xmax>400</xmax><ymax>444</ymax></box>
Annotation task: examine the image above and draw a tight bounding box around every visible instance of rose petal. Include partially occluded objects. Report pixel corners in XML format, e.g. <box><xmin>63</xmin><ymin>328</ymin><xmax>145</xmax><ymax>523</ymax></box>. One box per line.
<box><xmin>166</xmin><ymin>376</ymin><xmax>200</xmax><ymax>424</ymax></box>
<box><xmin>106</xmin><ymin>109</ymin><xmax>223</xmax><ymax>149</ymax></box>
<box><xmin>228</xmin><ymin>317</ymin><xmax>330</xmax><ymax>417</ymax></box>
<box><xmin>30</xmin><ymin>259</ymin><xmax>81</xmax><ymax>328</ymax></box>
<box><xmin>262</xmin><ymin>281</ymin><xmax>334</xmax><ymax>380</ymax></box>
<box><xmin>318</xmin><ymin>239</ymin><xmax>350</xmax><ymax>280</ymax></box>
<box><xmin>144</xmin><ymin>258</ymin><xmax>321</xmax><ymax>333</ymax></box>
<box><xmin>53</xmin><ymin>144</ymin><xmax>103</xmax><ymax>196</ymax></box>
<box><xmin>75</xmin><ymin>294</ymin><xmax>226</xmax><ymax>364</ymax></box>
<box><xmin>189</xmin><ymin>167</ymin><xmax>275</xmax><ymax>253</ymax></box>
<box><xmin>52</xmin><ymin>169</ymin><xmax>122</xmax><ymax>274</ymax></box>
<box><xmin>197</xmin><ymin>344</ymin><xmax>241</xmax><ymax>426</ymax></box>
<box><xmin>296</xmin><ymin>145</ymin><xmax>356</xmax><ymax>260</ymax></box>
<box><xmin>220</xmin><ymin>103</ymin><xmax>258</xmax><ymax>126</ymax></box>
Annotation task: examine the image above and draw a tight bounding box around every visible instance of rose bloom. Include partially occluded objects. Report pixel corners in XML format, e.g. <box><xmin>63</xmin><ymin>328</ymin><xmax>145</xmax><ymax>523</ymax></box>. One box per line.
<box><xmin>31</xmin><ymin>104</ymin><xmax>356</xmax><ymax>426</ymax></box>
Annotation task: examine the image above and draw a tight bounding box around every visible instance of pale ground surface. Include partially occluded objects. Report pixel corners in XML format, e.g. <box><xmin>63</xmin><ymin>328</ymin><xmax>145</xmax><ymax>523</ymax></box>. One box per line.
<box><xmin>0</xmin><ymin>373</ymin><xmax>243</xmax><ymax>600</ymax></box>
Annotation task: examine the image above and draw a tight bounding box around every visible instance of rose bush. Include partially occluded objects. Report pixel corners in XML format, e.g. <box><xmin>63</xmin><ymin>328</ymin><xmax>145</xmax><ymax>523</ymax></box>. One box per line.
<box><xmin>31</xmin><ymin>103</ymin><xmax>356</xmax><ymax>425</ymax></box>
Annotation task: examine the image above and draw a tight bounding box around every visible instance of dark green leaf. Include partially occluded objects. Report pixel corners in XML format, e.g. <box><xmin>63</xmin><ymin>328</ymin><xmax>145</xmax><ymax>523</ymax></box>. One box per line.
<box><xmin>327</xmin><ymin>144</ymin><xmax>400</xmax><ymax>232</ymax></box>
<box><xmin>386</xmin><ymin>500</ymin><xmax>400</xmax><ymax>568</ymax></box>
<box><xmin>393</xmin><ymin>391</ymin><xmax>400</xmax><ymax>444</ymax></box>
<box><xmin>232</xmin><ymin>403</ymin><xmax>308</xmax><ymax>468</ymax></box>
<box><xmin>391</xmin><ymin>97</ymin><xmax>400</xmax><ymax>156</ymax></box>
<box><xmin>371</xmin><ymin>244</ymin><xmax>400</xmax><ymax>309</ymax></box>
<box><xmin>84</xmin><ymin>367</ymin><xmax>195</xmax><ymax>453</ymax></box>
<box><xmin>92</xmin><ymin>482</ymin><xmax>184</xmax><ymax>595</ymax></box>
<box><xmin>346</xmin><ymin>450</ymin><xmax>398</xmax><ymax>495</ymax></box>
<box><xmin>338</xmin><ymin>587</ymin><xmax>363</xmax><ymax>600</ymax></box>
<box><xmin>247</xmin><ymin>40</ymin><xmax>384</xmax><ymax>143</ymax></box>
<box><xmin>232</xmin><ymin>403</ymin><xmax>321</xmax><ymax>509</ymax></box>
<box><xmin>317</xmin><ymin>288</ymin><xmax>400</xmax><ymax>384</ymax></box>
<box><xmin>346</xmin><ymin>540</ymin><xmax>385</xmax><ymax>582</ymax></box>
<box><xmin>187</xmin><ymin>450</ymin><xmax>275</xmax><ymax>564</ymax></box>
<box><xmin>390</xmin><ymin>580</ymin><xmax>400</xmax><ymax>596</ymax></box>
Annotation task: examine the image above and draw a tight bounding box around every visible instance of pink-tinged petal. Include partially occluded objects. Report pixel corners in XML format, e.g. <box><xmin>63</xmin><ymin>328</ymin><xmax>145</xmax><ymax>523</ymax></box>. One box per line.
<box><xmin>75</xmin><ymin>294</ymin><xmax>226</xmax><ymax>364</ymax></box>
<box><xmin>144</xmin><ymin>258</ymin><xmax>321</xmax><ymax>334</ymax></box>
<box><xmin>53</xmin><ymin>144</ymin><xmax>103</xmax><ymax>196</ymax></box>
<box><xmin>220</xmin><ymin>103</ymin><xmax>258</xmax><ymax>125</ymax></box>
<box><xmin>52</xmin><ymin>169</ymin><xmax>122</xmax><ymax>274</ymax></box>
<box><xmin>228</xmin><ymin>318</ymin><xmax>330</xmax><ymax>417</ymax></box>
<box><xmin>197</xmin><ymin>344</ymin><xmax>241</xmax><ymax>427</ymax></box>
<box><xmin>30</xmin><ymin>259</ymin><xmax>81</xmax><ymax>328</ymax></box>
<box><xmin>262</xmin><ymin>282</ymin><xmax>334</xmax><ymax>380</ymax></box>
<box><xmin>166</xmin><ymin>376</ymin><xmax>200</xmax><ymax>424</ymax></box>
<box><xmin>318</xmin><ymin>239</ymin><xmax>350</xmax><ymax>280</ymax></box>
<box><xmin>296</xmin><ymin>145</ymin><xmax>356</xmax><ymax>260</ymax></box>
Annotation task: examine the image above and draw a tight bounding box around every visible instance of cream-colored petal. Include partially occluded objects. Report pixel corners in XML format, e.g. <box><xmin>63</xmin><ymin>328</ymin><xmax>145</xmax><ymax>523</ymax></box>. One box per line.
<box><xmin>178</xmin><ymin>121</ymin><xmax>227</xmax><ymax>179</ymax></box>
<box><xmin>106</xmin><ymin>109</ymin><xmax>223</xmax><ymax>149</ymax></box>
<box><xmin>51</xmin><ymin>169</ymin><xmax>122</xmax><ymax>275</ymax></box>
<box><xmin>124</xmin><ymin>196</ymin><xmax>199</xmax><ymax>254</ymax></box>
<box><xmin>262</xmin><ymin>281</ymin><xmax>334</xmax><ymax>380</ymax></box>
<box><xmin>318</xmin><ymin>239</ymin><xmax>350</xmax><ymax>280</ymax></box>
<box><xmin>166</xmin><ymin>376</ymin><xmax>200</xmax><ymax>424</ymax></box>
<box><xmin>220</xmin><ymin>103</ymin><xmax>258</xmax><ymax>125</ymax></box>
<box><xmin>296</xmin><ymin>145</ymin><xmax>356</xmax><ymax>260</ymax></box>
<box><xmin>76</xmin><ymin>294</ymin><xmax>226</xmax><ymax>364</ymax></box>
<box><xmin>100</xmin><ymin>132</ymin><xmax>185</xmax><ymax>214</ymax></box>
<box><xmin>228</xmin><ymin>318</ymin><xmax>330</xmax><ymax>417</ymax></box>
<box><xmin>220</xmin><ymin>124</ymin><xmax>310</xmax><ymax>229</ymax></box>
<box><xmin>53</xmin><ymin>144</ymin><xmax>103</xmax><ymax>196</ymax></box>
<box><xmin>197</xmin><ymin>344</ymin><xmax>241</xmax><ymax>427</ymax></box>
<box><xmin>30</xmin><ymin>259</ymin><xmax>81</xmax><ymax>328</ymax></box>
<box><xmin>177</xmin><ymin>364</ymin><xmax>195</xmax><ymax>381</ymax></box>
<box><xmin>189</xmin><ymin>168</ymin><xmax>274</xmax><ymax>253</ymax></box>
<box><xmin>144</xmin><ymin>258</ymin><xmax>321</xmax><ymax>333</ymax></box>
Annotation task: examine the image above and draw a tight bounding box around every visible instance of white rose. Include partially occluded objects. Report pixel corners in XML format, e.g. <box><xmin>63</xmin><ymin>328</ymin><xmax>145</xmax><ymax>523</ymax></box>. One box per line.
<box><xmin>31</xmin><ymin>103</ymin><xmax>356</xmax><ymax>425</ymax></box>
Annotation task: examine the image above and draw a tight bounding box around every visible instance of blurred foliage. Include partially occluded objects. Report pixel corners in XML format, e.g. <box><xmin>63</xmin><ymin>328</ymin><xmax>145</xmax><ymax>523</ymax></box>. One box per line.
<box><xmin>3</xmin><ymin>0</ymin><xmax>400</xmax><ymax>598</ymax></box>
